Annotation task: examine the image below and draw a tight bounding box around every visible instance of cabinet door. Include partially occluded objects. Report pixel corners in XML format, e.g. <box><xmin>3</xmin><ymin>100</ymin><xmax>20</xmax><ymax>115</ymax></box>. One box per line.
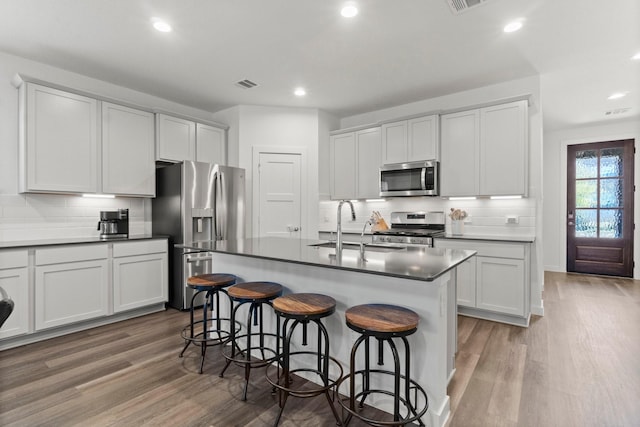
<box><xmin>156</xmin><ymin>114</ymin><xmax>196</xmax><ymax>162</ymax></box>
<box><xmin>408</xmin><ymin>115</ymin><xmax>439</xmax><ymax>161</ymax></box>
<box><xmin>22</xmin><ymin>83</ymin><xmax>99</xmax><ymax>193</ymax></box>
<box><xmin>440</xmin><ymin>110</ymin><xmax>479</xmax><ymax>196</ymax></box>
<box><xmin>0</xmin><ymin>267</ymin><xmax>29</xmax><ymax>339</ymax></box>
<box><xmin>479</xmin><ymin>100</ymin><xmax>528</xmax><ymax>196</ymax></box>
<box><xmin>381</xmin><ymin>121</ymin><xmax>407</xmax><ymax>164</ymax></box>
<box><xmin>102</xmin><ymin>102</ymin><xmax>155</xmax><ymax>196</ymax></box>
<box><xmin>330</xmin><ymin>133</ymin><xmax>356</xmax><ymax>200</ymax></box>
<box><xmin>356</xmin><ymin>127</ymin><xmax>382</xmax><ymax>199</ymax></box>
<box><xmin>456</xmin><ymin>256</ymin><xmax>477</xmax><ymax>307</ymax></box>
<box><xmin>196</xmin><ymin>123</ymin><xmax>225</xmax><ymax>165</ymax></box>
<box><xmin>113</xmin><ymin>252</ymin><xmax>168</xmax><ymax>312</ymax></box>
<box><xmin>35</xmin><ymin>260</ymin><xmax>109</xmax><ymax>330</ymax></box>
<box><xmin>476</xmin><ymin>256</ymin><xmax>525</xmax><ymax>316</ymax></box>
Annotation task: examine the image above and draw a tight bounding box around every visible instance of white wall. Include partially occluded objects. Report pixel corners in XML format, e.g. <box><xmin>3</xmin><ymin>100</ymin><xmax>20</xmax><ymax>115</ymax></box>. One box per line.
<box><xmin>0</xmin><ymin>51</ymin><xmax>218</xmax><ymax>242</ymax></box>
<box><xmin>213</xmin><ymin>105</ymin><xmax>323</xmax><ymax>239</ymax></box>
<box><xmin>544</xmin><ymin>118</ymin><xmax>640</xmax><ymax>276</ymax></box>
<box><xmin>336</xmin><ymin>75</ymin><xmax>545</xmax><ymax>316</ymax></box>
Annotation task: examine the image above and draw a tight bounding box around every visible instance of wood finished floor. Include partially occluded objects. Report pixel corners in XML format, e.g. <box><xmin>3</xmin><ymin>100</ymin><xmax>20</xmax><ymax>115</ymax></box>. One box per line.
<box><xmin>1</xmin><ymin>271</ymin><xmax>639</xmax><ymax>426</ymax></box>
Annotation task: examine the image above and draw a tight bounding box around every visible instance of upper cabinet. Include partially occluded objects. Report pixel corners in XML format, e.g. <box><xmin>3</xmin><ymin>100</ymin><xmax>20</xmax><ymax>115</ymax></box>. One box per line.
<box><xmin>381</xmin><ymin>115</ymin><xmax>439</xmax><ymax>164</ymax></box>
<box><xmin>20</xmin><ymin>83</ymin><xmax>99</xmax><ymax>194</ymax></box>
<box><xmin>17</xmin><ymin>82</ymin><xmax>156</xmax><ymax>197</ymax></box>
<box><xmin>196</xmin><ymin>123</ymin><xmax>226</xmax><ymax>165</ymax></box>
<box><xmin>440</xmin><ymin>100</ymin><xmax>528</xmax><ymax>197</ymax></box>
<box><xmin>330</xmin><ymin>127</ymin><xmax>382</xmax><ymax>200</ymax></box>
<box><xmin>102</xmin><ymin>102</ymin><xmax>155</xmax><ymax>197</ymax></box>
<box><xmin>155</xmin><ymin>113</ymin><xmax>196</xmax><ymax>162</ymax></box>
<box><xmin>155</xmin><ymin>114</ymin><xmax>227</xmax><ymax>164</ymax></box>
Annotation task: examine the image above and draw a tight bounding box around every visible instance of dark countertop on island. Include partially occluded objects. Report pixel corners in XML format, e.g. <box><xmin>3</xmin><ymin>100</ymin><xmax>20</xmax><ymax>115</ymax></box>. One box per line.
<box><xmin>177</xmin><ymin>237</ymin><xmax>476</xmax><ymax>282</ymax></box>
<box><xmin>0</xmin><ymin>234</ymin><xmax>168</xmax><ymax>249</ymax></box>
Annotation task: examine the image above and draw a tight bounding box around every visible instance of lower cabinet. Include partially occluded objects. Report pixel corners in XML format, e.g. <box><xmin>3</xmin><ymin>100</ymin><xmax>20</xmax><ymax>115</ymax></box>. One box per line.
<box><xmin>435</xmin><ymin>238</ymin><xmax>530</xmax><ymax>325</ymax></box>
<box><xmin>0</xmin><ymin>250</ymin><xmax>29</xmax><ymax>339</ymax></box>
<box><xmin>35</xmin><ymin>244</ymin><xmax>109</xmax><ymax>331</ymax></box>
<box><xmin>113</xmin><ymin>240</ymin><xmax>168</xmax><ymax>312</ymax></box>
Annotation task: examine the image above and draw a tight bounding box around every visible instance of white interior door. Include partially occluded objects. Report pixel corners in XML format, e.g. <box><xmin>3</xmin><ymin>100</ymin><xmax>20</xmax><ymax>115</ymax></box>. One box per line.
<box><xmin>256</xmin><ymin>152</ymin><xmax>302</xmax><ymax>238</ymax></box>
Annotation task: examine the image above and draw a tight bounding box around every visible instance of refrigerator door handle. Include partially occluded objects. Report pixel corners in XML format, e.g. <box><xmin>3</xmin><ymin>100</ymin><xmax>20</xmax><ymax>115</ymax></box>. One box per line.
<box><xmin>215</xmin><ymin>171</ymin><xmax>227</xmax><ymax>240</ymax></box>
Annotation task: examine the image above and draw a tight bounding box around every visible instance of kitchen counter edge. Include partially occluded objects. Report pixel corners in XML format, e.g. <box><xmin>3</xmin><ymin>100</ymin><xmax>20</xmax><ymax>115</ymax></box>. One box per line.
<box><xmin>0</xmin><ymin>235</ymin><xmax>169</xmax><ymax>249</ymax></box>
<box><xmin>437</xmin><ymin>234</ymin><xmax>535</xmax><ymax>243</ymax></box>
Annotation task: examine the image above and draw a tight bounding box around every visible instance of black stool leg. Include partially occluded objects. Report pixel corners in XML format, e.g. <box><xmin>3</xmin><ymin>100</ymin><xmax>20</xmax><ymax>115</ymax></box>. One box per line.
<box><xmin>220</xmin><ymin>300</ymin><xmax>244</xmax><ymax>378</ymax></box>
<box><xmin>179</xmin><ymin>289</ymin><xmax>202</xmax><ymax>358</ymax></box>
<box><xmin>317</xmin><ymin>319</ymin><xmax>342</xmax><ymax>426</ymax></box>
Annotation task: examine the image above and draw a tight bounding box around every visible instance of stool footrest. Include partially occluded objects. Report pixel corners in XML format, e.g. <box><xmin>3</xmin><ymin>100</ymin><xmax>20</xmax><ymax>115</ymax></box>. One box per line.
<box><xmin>221</xmin><ymin>332</ymin><xmax>280</xmax><ymax>369</ymax></box>
<box><xmin>266</xmin><ymin>350</ymin><xmax>344</xmax><ymax>398</ymax></box>
<box><xmin>336</xmin><ymin>369</ymin><xmax>428</xmax><ymax>427</ymax></box>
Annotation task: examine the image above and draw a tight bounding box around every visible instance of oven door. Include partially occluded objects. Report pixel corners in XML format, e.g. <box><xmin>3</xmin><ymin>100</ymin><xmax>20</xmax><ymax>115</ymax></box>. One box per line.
<box><xmin>379</xmin><ymin>160</ymin><xmax>438</xmax><ymax>197</ymax></box>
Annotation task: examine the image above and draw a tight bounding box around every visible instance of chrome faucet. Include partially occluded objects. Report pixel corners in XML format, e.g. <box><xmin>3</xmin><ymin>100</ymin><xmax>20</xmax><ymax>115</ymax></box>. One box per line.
<box><xmin>336</xmin><ymin>200</ymin><xmax>356</xmax><ymax>253</ymax></box>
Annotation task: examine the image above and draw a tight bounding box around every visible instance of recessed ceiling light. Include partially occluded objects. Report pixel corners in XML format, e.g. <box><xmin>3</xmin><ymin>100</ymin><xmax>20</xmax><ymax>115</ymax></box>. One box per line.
<box><xmin>503</xmin><ymin>20</ymin><xmax>523</xmax><ymax>33</ymax></box>
<box><xmin>294</xmin><ymin>87</ymin><xmax>306</xmax><ymax>97</ymax></box>
<box><xmin>152</xmin><ymin>18</ymin><xmax>172</xmax><ymax>33</ymax></box>
<box><xmin>341</xmin><ymin>3</ymin><xmax>358</xmax><ymax>18</ymax></box>
<box><xmin>632</xmin><ymin>52</ymin><xmax>640</xmax><ymax>61</ymax></box>
<box><xmin>608</xmin><ymin>92</ymin><xmax>628</xmax><ymax>100</ymax></box>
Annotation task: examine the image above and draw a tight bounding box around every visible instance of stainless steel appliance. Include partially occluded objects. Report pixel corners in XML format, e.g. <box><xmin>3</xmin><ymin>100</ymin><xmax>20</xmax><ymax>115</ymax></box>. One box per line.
<box><xmin>379</xmin><ymin>160</ymin><xmax>439</xmax><ymax>197</ymax></box>
<box><xmin>372</xmin><ymin>211</ymin><xmax>444</xmax><ymax>247</ymax></box>
<box><xmin>152</xmin><ymin>161</ymin><xmax>245</xmax><ymax>310</ymax></box>
<box><xmin>97</xmin><ymin>209</ymin><xmax>129</xmax><ymax>240</ymax></box>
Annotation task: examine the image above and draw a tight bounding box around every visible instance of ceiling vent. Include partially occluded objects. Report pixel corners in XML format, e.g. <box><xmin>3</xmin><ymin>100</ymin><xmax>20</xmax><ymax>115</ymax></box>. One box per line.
<box><xmin>235</xmin><ymin>79</ymin><xmax>258</xmax><ymax>89</ymax></box>
<box><xmin>605</xmin><ymin>107</ymin><xmax>631</xmax><ymax>116</ymax></box>
<box><xmin>447</xmin><ymin>0</ymin><xmax>491</xmax><ymax>14</ymax></box>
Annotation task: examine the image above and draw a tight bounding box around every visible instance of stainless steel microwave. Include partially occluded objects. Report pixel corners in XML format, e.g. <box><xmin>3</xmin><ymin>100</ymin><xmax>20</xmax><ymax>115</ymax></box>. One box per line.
<box><xmin>379</xmin><ymin>160</ymin><xmax>439</xmax><ymax>197</ymax></box>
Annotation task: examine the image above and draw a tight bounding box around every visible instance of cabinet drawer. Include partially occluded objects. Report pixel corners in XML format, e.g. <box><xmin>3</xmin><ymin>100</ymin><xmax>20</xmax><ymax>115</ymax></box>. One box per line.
<box><xmin>113</xmin><ymin>239</ymin><xmax>167</xmax><ymax>258</ymax></box>
<box><xmin>0</xmin><ymin>250</ymin><xmax>28</xmax><ymax>269</ymax></box>
<box><xmin>36</xmin><ymin>244</ymin><xmax>108</xmax><ymax>265</ymax></box>
<box><xmin>436</xmin><ymin>239</ymin><xmax>525</xmax><ymax>259</ymax></box>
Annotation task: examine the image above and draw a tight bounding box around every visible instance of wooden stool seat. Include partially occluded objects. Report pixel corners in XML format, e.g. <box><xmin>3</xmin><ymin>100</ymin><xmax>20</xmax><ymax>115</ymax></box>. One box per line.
<box><xmin>227</xmin><ymin>281</ymin><xmax>283</xmax><ymax>301</ymax></box>
<box><xmin>345</xmin><ymin>303</ymin><xmax>419</xmax><ymax>334</ymax></box>
<box><xmin>186</xmin><ymin>273</ymin><xmax>236</xmax><ymax>290</ymax></box>
<box><xmin>273</xmin><ymin>293</ymin><xmax>336</xmax><ymax>318</ymax></box>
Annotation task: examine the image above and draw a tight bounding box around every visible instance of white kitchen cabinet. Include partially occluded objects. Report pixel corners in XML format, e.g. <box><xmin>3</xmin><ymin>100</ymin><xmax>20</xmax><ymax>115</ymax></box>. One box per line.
<box><xmin>440</xmin><ymin>100</ymin><xmax>528</xmax><ymax>197</ymax></box>
<box><xmin>381</xmin><ymin>115</ymin><xmax>439</xmax><ymax>164</ymax></box>
<box><xmin>19</xmin><ymin>82</ymin><xmax>99</xmax><ymax>194</ymax></box>
<box><xmin>0</xmin><ymin>250</ymin><xmax>29</xmax><ymax>339</ymax></box>
<box><xmin>156</xmin><ymin>113</ymin><xmax>196</xmax><ymax>162</ymax></box>
<box><xmin>330</xmin><ymin>127</ymin><xmax>382</xmax><ymax>200</ymax></box>
<box><xmin>34</xmin><ymin>245</ymin><xmax>109</xmax><ymax>331</ymax></box>
<box><xmin>476</xmin><ymin>256</ymin><xmax>525</xmax><ymax>316</ymax></box>
<box><xmin>330</xmin><ymin>132</ymin><xmax>357</xmax><ymax>200</ymax></box>
<box><xmin>112</xmin><ymin>240</ymin><xmax>168</xmax><ymax>313</ymax></box>
<box><xmin>479</xmin><ymin>101</ymin><xmax>528</xmax><ymax>196</ymax></box>
<box><xmin>356</xmin><ymin>127</ymin><xmax>382</xmax><ymax>199</ymax></box>
<box><xmin>196</xmin><ymin>123</ymin><xmax>226</xmax><ymax>164</ymax></box>
<box><xmin>102</xmin><ymin>102</ymin><xmax>155</xmax><ymax>196</ymax></box>
<box><xmin>440</xmin><ymin>109</ymin><xmax>479</xmax><ymax>196</ymax></box>
<box><xmin>435</xmin><ymin>238</ymin><xmax>530</xmax><ymax>325</ymax></box>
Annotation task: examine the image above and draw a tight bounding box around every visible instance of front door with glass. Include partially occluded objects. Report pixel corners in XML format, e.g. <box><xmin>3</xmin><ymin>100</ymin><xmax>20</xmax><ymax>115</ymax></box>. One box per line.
<box><xmin>567</xmin><ymin>139</ymin><xmax>634</xmax><ymax>277</ymax></box>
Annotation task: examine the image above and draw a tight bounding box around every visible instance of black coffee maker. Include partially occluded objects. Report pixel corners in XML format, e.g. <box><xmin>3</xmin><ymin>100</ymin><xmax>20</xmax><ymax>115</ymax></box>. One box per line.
<box><xmin>97</xmin><ymin>209</ymin><xmax>129</xmax><ymax>240</ymax></box>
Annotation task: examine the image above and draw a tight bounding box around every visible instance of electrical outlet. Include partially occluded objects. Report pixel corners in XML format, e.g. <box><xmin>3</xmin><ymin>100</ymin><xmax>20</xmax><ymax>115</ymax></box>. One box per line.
<box><xmin>505</xmin><ymin>215</ymin><xmax>519</xmax><ymax>224</ymax></box>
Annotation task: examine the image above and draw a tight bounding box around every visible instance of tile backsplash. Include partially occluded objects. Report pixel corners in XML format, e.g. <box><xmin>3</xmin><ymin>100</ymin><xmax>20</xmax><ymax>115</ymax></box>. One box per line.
<box><xmin>0</xmin><ymin>194</ymin><xmax>151</xmax><ymax>242</ymax></box>
<box><xmin>319</xmin><ymin>197</ymin><xmax>536</xmax><ymax>237</ymax></box>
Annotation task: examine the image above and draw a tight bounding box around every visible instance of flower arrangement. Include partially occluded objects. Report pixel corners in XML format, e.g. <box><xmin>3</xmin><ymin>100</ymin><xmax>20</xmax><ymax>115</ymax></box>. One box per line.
<box><xmin>449</xmin><ymin>208</ymin><xmax>468</xmax><ymax>221</ymax></box>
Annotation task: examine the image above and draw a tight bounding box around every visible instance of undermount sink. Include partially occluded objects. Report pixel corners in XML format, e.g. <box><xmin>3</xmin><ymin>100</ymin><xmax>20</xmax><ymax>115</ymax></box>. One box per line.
<box><xmin>308</xmin><ymin>241</ymin><xmax>407</xmax><ymax>253</ymax></box>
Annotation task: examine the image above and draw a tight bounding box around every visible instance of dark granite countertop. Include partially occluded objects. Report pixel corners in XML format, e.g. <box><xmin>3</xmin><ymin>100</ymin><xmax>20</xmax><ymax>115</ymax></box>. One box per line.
<box><xmin>0</xmin><ymin>234</ymin><xmax>168</xmax><ymax>249</ymax></box>
<box><xmin>177</xmin><ymin>237</ymin><xmax>476</xmax><ymax>282</ymax></box>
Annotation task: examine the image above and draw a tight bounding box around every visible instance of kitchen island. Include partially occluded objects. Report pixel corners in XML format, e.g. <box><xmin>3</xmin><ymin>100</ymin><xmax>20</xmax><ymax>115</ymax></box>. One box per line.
<box><xmin>178</xmin><ymin>237</ymin><xmax>475</xmax><ymax>427</ymax></box>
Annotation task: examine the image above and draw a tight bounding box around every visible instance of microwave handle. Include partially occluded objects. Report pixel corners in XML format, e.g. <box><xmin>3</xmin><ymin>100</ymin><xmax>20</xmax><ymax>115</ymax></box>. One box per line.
<box><xmin>421</xmin><ymin>168</ymin><xmax>427</xmax><ymax>191</ymax></box>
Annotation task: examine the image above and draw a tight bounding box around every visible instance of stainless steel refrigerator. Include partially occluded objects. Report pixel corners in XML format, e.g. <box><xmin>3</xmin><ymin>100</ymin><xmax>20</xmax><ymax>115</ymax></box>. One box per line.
<box><xmin>152</xmin><ymin>161</ymin><xmax>245</xmax><ymax>310</ymax></box>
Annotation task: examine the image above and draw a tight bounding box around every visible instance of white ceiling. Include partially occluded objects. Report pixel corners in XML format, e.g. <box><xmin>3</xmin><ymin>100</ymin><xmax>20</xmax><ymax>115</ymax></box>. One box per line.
<box><xmin>0</xmin><ymin>0</ymin><xmax>638</xmax><ymax>130</ymax></box>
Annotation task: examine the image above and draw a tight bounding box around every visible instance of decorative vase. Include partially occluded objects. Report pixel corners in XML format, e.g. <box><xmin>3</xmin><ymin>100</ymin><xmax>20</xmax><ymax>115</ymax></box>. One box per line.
<box><xmin>451</xmin><ymin>220</ymin><xmax>464</xmax><ymax>236</ymax></box>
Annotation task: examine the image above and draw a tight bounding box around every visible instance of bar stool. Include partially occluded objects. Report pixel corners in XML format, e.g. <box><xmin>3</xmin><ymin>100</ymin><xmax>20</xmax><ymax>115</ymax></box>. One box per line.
<box><xmin>266</xmin><ymin>293</ymin><xmax>343</xmax><ymax>426</ymax></box>
<box><xmin>220</xmin><ymin>281</ymin><xmax>283</xmax><ymax>401</ymax></box>
<box><xmin>337</xmin><ymin>303</ymin><xmax>428</xmax><ymax>426</ymax></box>
<box><xmin>179</xmin><ymin>273</ymin><xmax>236</xmax><ymax>374</ymax></box>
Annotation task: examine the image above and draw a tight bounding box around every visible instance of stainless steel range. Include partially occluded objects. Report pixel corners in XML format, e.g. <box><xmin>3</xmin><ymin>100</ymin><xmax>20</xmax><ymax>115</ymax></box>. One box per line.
<box><xmin>372</xmin><ymin>211</ymin><xmax>445</xmax><ymax>247</ymax></box>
